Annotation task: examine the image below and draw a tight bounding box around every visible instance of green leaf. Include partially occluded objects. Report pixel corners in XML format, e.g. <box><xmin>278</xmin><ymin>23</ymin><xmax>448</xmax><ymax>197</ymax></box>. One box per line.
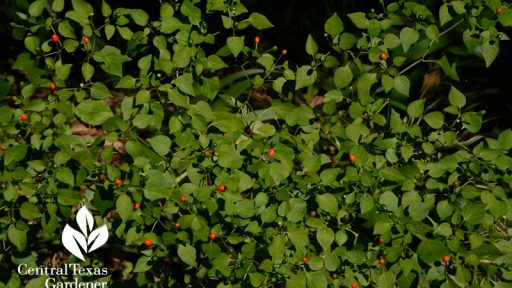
<box><xmin>367</xmin><ymin>19</ymin><xmax>382</xmax><ymax>37</ymax></box>
<box><xmin>320</xmin><ymin>168</ymin><xmax>338</xmax><ymax>185</ymax></box>
<box><xmin>295</xmin><ymin>66</ymin><xmax>317</xmax><ymax>90</ymax></box>
<box><xmin>104</xmin><ymin>24</ymin><xmax>115</xmax><ymax>40</ymax></box>
<box><xmin>206</xmin><ymin>55</ymin><xmax>228</xmax><ymax>71</ymax></box>
<box><xmin>147</xmin><ymin>135</ymin><xmax>171</xmax><ymax>156</ymax></box>
<box><xmin>423</xmin><ymin>112</ymin><xmax>445</xmax><ymax>129</ymax></box>
<box><xmin>345</xmin><ymin>123</ymin><xmax>369</xmax><ymax>143</ymax></box>
<box><xmin>90</xmin><ymin>82</ymin><xmax>111</xmax><ymax>99</ymax></box>
<box><xmin>63</xmin><ymin>39</ymin><xmax>79</xmax><ymax>53</ymax></box>
<box><xmin>175</xmin><ymin>73</ymin><xmax>195</xmax><ymax>96</ymax></box>
<box><xmin>56</xmin><ymin>167</ymin><xmax>74</xmax><ymax>186</ymax></box>
<box><xmin>221</xmin><ymin>15</ymin><xmax>233</xmax><ymax>28</ymax></box>
<box><xmin>57</xmin><ymin>189</ymin><xmax>81</xmax><ymax>206</ymax></box>
<box><xmin>116</xmin><ymin>194</ymin><xmax>133</xmax><ymax>222</ymax></box>
<box><xmin>129</xmin><ymin>9</ymin><xmax>149</xmax><ymax>26</ymax></box>
<box><xmin>334</xmin><ymin>64</ymin><xmax>353</xmax><ymax>90</ymax></box>
<box><xmin>452</xmin><ymin>1</ymin><xmax>466</xmax><ymax>14</ymax></box>
<box><xmin>307</xmin><ymin>271</ymin><xmax>328</xmax><ymax>288</ymax></box>
<box><xmin>425</xmin><ymin>25</ymin><xmax>439</xmax><ymax>42</ymax></box>
<box><xmin>448</xmin><ymin>86</ymin><xmax>466</xmax><ymax>108</ymax></box>
<box><xmin>218</xmin><ymin>145</ymin><xmax>244</xmax><ymax>169</ymax></box>
<box><xmin>169</xmin><ymin>45</ymin><xmax>189</xmax><ymax>68</ymax></box>
<box><xmin>5</xmin><ymin>145</ymin><xmax>28</xmax><ymax>166</ymax></box>
<box><xmin>25</xmin><ymin>278</ymin><xmax>46</xmax><ymax>288</ymax></box>
<box><xmin>417</xmin><ymin>239</ymin><xmax>449</xmax><ymax>264</ymax></box>
<box><xmin>257</xmin><ymin>53</ymin><xmax>275</xmax><ymax>70</ymax></box>
<box><xmin>272</xmin><ymin>77</ymin><xmax>286</xmax><ymax>93</ymax></box>
<box><xmin>160</xmin><ymin>3</ymin><xmax>176</xmax><ymax>32</ymax></box>
<box><xmin>181</xmin><ymin>1</ymin><xmax>201</xmax><ymax>25</ymax></box>
<box><xmin>259</xmin><ymin>162</ymin><xmax>291</xmax><ymax>186</ymax></box>
<box><xmin>481</xmin><ymin>41</ymin><xmax>499</xmax><ymax>67</ymax></box>
<box><xmin>339</xmin><ymin>33</ymin><xmax>357</xmax><ymax>50</ymax></box>
<box><xmin>335</xmin><ymin>230</ymin><xmax>348</xmax><ymax>246</ymax></box>
<box><xmin>384</xmin><ymin>34</ymin><xmax>401</xmax><ymax>49</ymax></box>
<box><xmin>144</xmin><ymin>170</ymin><xmax>173</xmax><ymax>201</ymax></box>
<box><xmin>81</xmin><ymin>63</ymin><xmax>94</xmax><ymax>82</ymax></box>
<box><xmin>434</xmin><ymin>222</ymin><xmax>452</xmax><ymax>237</ymax></box>
<box><xmin>357</xmin><ymin>73</ymin><xmax>377</xmax><ymax>105</ymax></box>
<box><xmin>28</xmin><ymin>0</ymin><xmax>46</xmax><ymax>17</ymax></box>
<box><xmin>199</xmin><ymin>77</ymin><xmax>219</xmax><ymax>100</ymax></box>
<box><xmin>92</xmin><ymin>45</ymin><xmax>131</xmax><ymax>77</ymax></box>
<box><xmin>117</xmin><ymin>26</ymin><xmax>133</xmax><ymax>40</ymax></box>
<box><xmin>439</xmin><ymin>56</ymin><xmax>460</xmax><ymax>81</ymax></box>
<box><xmin>13</xmin><ymin>53</ymin><xmax>35</xmax><ymax>71</ymax></box>
<box><xmin>317</xmin><ymin>228</ymin><xmax>334</xmax><ymax>251</ymax></box>
<box><xmin>20</xmin><ymin>202</ymin><xmax>42</xmax><ymax>219</ymax></box>
<box><xmin>52</xmin><ymin>0</ymin><xmax>65</xmax><ymax>12</ymax></box>
<box><xmin>461</xmin><ymin>112</ymin><xmax>482</xmax><ymax>133</ymax></box>
<box><xmin>287</xmin><ymin>273</ymin><xmax>307</xmax><ymax>288</ymax></box>
<box><xmin>138</xmin><ymin>54</ymin><xmax>152</xmax><ymax>75</ymax></box>
<box><xmin>324</xmin><ymin>90</ymin><xmax>343</xmax><ymax>103</ymax></box>
<box><xmin>56</xmin><ymin>64</ymin><xmax>73</xmax><ymax>81</ymax></box>
<box><xmin>286</xmin><ymin>199</ymin><xmax>307</xmax><ymax>223</ymax></box>
<box><xmin>101</xmin><ymin>0</ymin><xmax>112</xmax><ymax>16</ymax></box>
<box><xmin>437</xmin><ymin>200</ymin><xmax>453</xmax><ymax>221</ymax></box>
<box><xmin>380</xmin><ymin>167</ymin><xmax>406</xmax><ymax>182</ymax></box>
<box><xmin>394</xmin><ymin>75</ymin><xmax>410</xmax><ymax>97</ymax></box>
<box><xmin>74</xmin><ymin>100</ymin><xmax>113</xmax><ymax>125</ymax></box>
<box><xmin>57</xmin><ymin>21</ymin><xmax>76</xmax><ymax>40</ymax></box>
<box><xmin>498</xmin><ymin>129</ymin><xmax>512</xmax><ymax>150</ymax></box>
<box><xmin>379</xmin><ymin>191</ymin><xmax>399</xmax><ymax>214</ymax></box>
<box><xmin>8</xmin><ymin>226</ymin><xmax>27</xmax><ymax>251</ymax></box>
<box><xmin>303</xmin><ymin>154</ymin><xmax>321</xmax><ymax>173</ymax></box>
<box><xmin>288</xmin><ymin>230</ymin><xmax>309</xmax><ymax>249</ymax></box>
<box><xmin>408</xmin><ymin>201</ymin><xmax>431</xmax><ymax>221</ymax></box>
<box><xmin>382</xmin><ymin>75</ymin><xmax>394</xmax><ymax>93</ymax></box>
<box><xmin>316</xmin><ymin>193</ymin><xmax>338</xmax><ymax>216</ymax></box>
<box><xmin>347</xmin><ymin>12</ymin><xmax>368</xmax><ymax>29</ymax></box>
<box><xmin>116</xmin><ymin>76</ymin><xmax>137</xmax><ymax>89</ymax></box>
<box><xmin>72</xmin><ymin>0</ymin><xmax>94</xmax><ymax>17</ymax></box>
<box><xmin>212</xmin><ymin>112</ymin><xmax>244</xmax><ymax>133</ymax></box>
<box><xmin>439</xmin><ymin>4</ymin><xmax>453</xmax><ymax>26</ymax></box>
<box><xmin>133</xmin><ymin>257</ymin><xmax>152</xmax><ymax>273</ymax></box>
<box><xmin>249</xmin><ymin>273</ymin><xmax>266</xmax><ymax>287</ymax></box>
<box><xmin>373</xmin><ymin>222</ymin><xmax>393</xmax><ymax>235</ymax></box>
<box><xmin>324</xmin><ymin>13</ymin><xmax>343</xmax><ymax>35</ymax></box>
<box><xmin>227</xmin><ymin>36</ymin><xmax>244</xmax><ymax>57</ymax></box>
<box><xmin>24</xmin><ymin>36</ymin><xmax>40</xmax><ymax>55</ymax></box>
<box><xmin>269</xmin><ymin>235</ymin><xmax>285</xmax><ymax>262</ymax></box>
<box><xmin>498</xmin><ymin>7</ymin><xmax>512</xmax><ymax>27</ymax></box>
<box><xmin>407</xmin><ymin>99</ymin><xmax>425</xmax><ymax>118</ymax></box>
<box><xmin>247</xmin><ymin>13</ymin><xmax>273</xmax><ymax>29</ymax></box>
<box><xmin>306</xmin><ymin>34</ymin><xmax>318</xmax><ymax>56</ymax></box>
<box><xmin>377</xmin><ymin>271</ymin><xmax>396</xmax><ymax>288</ymax></box>
<box><xmin>400</xmin><ymin>27</ymin><xmax>419</xmax><ymax>53</ymax></box>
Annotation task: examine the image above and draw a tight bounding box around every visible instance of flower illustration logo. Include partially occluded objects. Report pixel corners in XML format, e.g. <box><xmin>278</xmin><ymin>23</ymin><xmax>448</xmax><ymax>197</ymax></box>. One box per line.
<box><xmin>62</xmin><ymin>207</ymin><xmax>109</xmax><ymax>261</ymax></box>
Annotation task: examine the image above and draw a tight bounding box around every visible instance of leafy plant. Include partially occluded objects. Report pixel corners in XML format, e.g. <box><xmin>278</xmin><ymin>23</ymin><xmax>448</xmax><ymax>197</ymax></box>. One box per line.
<box><xmin>1</xmin><ymin>0</ymin><xmax>512</xmax><ymax>287</ymax></box>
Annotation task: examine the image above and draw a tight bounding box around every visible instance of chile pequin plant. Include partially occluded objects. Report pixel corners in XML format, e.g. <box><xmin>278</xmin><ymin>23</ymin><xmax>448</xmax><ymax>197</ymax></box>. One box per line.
<box><xmin>1</xmin><ymin>0</ymin><xmax>512</xmax><ymax>287</ymax></box>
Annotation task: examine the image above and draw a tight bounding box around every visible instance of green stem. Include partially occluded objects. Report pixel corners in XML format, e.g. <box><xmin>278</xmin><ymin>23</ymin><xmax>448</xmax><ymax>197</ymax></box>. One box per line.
<box><xmin>399</xmin><ymin>19</ymin><xmax>465</xmax><ymax>75</ymax></box>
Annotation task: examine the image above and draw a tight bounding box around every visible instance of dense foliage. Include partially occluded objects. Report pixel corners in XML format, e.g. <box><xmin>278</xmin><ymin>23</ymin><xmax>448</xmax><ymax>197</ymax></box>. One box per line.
<box><xmin>1</xmin><ymin>0</ymin><xmax>512</xmax><ymax>287</ymax></box>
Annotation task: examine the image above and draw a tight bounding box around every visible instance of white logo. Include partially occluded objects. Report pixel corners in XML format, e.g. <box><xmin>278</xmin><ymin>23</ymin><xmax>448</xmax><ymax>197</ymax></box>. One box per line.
<box><xmin>62</xmin><ymin>207</ymin><xmax>109</xmax><ymax>261</ymax></box>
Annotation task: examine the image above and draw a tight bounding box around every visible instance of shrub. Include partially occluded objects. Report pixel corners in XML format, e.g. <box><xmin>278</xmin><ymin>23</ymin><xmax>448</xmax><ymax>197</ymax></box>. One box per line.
<box><xmin>1</xmin><ymin>0</ymin><xmax>512</xmax><ymax>287</ymax></box>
